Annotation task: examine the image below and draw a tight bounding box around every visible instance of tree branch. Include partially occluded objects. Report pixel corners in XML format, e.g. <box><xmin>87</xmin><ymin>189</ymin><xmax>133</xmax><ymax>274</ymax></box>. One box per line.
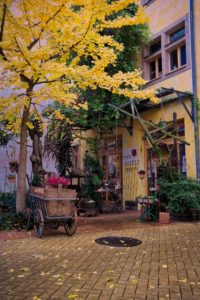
<box><xmin>0</xmin><ymin>3</ymin><xmax>6</xmax><ymax>41</ymax></box>
<box><xmin>0</xmin><ymin>3</ymin><xmax>8</xmax><ymax>61</ymax></box>
<box><xmin>69</xmin><ymin>11</ymin><xmax>94</xmax><ymax>52</ymax></box>
<box><xmin>46</xmin><ymin>4</ymin><xmax>64</xmax><ymax>25</ymax></box>
<box><xmin>35</xmin><ymin>78</ymin><xmax>61</xmax><ymax>85</ymax></box>
<box><xmin>27</xmin><ymin>4</ymin><xmax>64</xmax><ymax>51</ymax></box>
<box><xmin>14</xmin><ymin>37</ymin><xmax>32</xmax><ymax>68</ymax></box>
<box><xmin>20</xmin><ymin>73</ymin><xmax>33</xmax><ymax>85</ymax></box>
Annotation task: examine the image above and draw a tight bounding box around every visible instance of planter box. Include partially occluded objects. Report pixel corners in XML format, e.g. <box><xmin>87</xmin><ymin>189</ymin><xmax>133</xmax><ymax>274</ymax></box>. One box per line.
<box><xmin>46</xmin><ymin>200</ymin><xmax>71</xmax><ymax>216</ymax></box>
<box><xmin>58</xmin><ymin>188</ymin><xmax>77</xmax><ymax>198</ymax></box>
<box><xmin>159</xmin><ymin>212</ymin><xmax>170</xmax><ymax>224</ymax></box>
<box><xmin>30</xmin><ymin>187</ymin><xmax>44</xmax><ymax>196</ymax></box>
<box><xmin>44</xmin><ymin>186</ymin><xmax>77</xmax><ymax>199</ymax></box>
<box><xmin>45</xmin><ymin>186</ymin><xmax>58</xmax><ymax>198</ymax></box>
<box><xmin>8</xmin><ymin>177</ymin><xmax>16</xmax><ymax>184</ymax></box>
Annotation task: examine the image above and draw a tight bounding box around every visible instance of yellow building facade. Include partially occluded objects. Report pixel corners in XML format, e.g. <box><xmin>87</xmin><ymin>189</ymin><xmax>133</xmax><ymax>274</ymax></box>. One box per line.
<box><xmin>122</xmin><ymin>0</ymin><xmax>200</xmax><ymax>205</ymax></box>
<box><xmin>78</xmin><ymin>0</ymin><xmax>200</xmax><ymax>208</ymax></box>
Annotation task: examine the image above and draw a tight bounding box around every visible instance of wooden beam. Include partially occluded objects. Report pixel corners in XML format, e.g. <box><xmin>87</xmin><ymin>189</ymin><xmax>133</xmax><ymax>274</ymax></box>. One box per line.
<box><xmin>108</xmin><ymin>101</ymin><xmax>190</xmax><ymax>146</ymax></box>
<box><xmin>142</xmin><ymin>119</ymin><xmax>190</xmax><ymax>145</ymax></box>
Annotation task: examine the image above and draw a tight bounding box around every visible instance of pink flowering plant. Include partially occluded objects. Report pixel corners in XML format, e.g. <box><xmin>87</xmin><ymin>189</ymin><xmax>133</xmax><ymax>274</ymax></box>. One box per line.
<box><xmin>47</xmin><ymin>176</ymin><xmax>70</xmax><ymax>188</ymax></box>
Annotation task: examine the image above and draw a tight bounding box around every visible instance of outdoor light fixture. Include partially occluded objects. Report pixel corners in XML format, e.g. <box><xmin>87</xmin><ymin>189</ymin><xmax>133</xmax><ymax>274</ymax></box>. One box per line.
<box><xmin>138</xmin><ymin>170</ymin><xmax>146</xmax><ymax>180</ymax></box>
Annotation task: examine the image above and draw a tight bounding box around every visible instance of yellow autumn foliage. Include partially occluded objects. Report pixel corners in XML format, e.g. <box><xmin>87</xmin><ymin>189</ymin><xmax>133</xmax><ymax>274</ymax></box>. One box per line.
<box><xmin>0</xmin><ymin>0</ymin><xmax>156</xmax><ymax>133</ymax></box>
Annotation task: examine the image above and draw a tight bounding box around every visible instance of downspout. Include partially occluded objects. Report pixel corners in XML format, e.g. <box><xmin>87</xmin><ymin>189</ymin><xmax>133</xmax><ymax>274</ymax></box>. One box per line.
<box><xmin>190</xmin><ymin>0</ymin><xmax>200</xmax><ymax>180</ymax></box>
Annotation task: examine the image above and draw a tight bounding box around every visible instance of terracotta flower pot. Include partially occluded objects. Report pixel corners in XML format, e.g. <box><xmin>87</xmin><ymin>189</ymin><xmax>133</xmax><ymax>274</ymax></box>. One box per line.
<box><xmin>8</xmin><ymin>177</ymin><xmax>16</xmax><ymax>184</ymax></box>
<box><xmin>159</xmin><ymin>212</ymin><xmax>170</xmax><ymax>224</ymax></box>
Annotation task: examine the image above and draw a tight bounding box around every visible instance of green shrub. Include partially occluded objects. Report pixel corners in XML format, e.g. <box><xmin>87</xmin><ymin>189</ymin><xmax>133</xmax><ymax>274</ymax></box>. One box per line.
<box><xmin>0</xmin><ymin>193</ymin><xmax>16</xmax><ymax>213</ymax></box>
<box><xmin>0</xmin><ymin>213</ymin><xmax>25</xmax><ymax>231</ymax></box>
<box><xmin>82</xmin><ymin>152</ymin><xmax>103</xmax><ymax>199</ymax></box>
<box><xmin>31</xmin><ymin>174</ymin><xmax>43</xmax><ymax>187</ymax></box>
<box><xmin>158</xmin><ymin>176</ymin><xmax>200</xmax><ymax>214</ymax></box>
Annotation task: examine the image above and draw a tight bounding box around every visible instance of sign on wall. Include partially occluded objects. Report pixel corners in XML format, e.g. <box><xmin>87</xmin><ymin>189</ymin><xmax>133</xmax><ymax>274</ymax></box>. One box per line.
<box><xmin>122</xmin><ymin>148</ymin><xmax>138</xmax><ymax>165</ymax></box>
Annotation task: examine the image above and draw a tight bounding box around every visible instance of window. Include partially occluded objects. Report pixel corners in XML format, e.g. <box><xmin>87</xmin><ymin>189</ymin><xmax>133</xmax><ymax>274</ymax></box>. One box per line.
<box><xmin>180</xmin><ymin>44</ymin><xmax>186</xmax><ymax>65</ymax></box>
<box><xmin>143</xmin><ymin>16</ymin><xmax>190</xmax><ymax>83</ymax></box>
<box><xmin>144</xmin><ymin>37</ymin><xmax>162</xmax><ymax>81</ymax></box>
<box><xmin>150</xmin><ymin>40</ymin><xmax>161</xmax><ymax>55</ymax></box>
<box><xmin>170</xmin><ymin>44</ymin><xmax>186</xmax><ymax>71</ymax></box>
<box><xmin>166</xmin><ymin>21</ymin><xmax>187</xmax><ymax>72</ymax></box>
<box><xmin>170</xmin><ymin>49</ymin><xmax>178</xmax><ymax>70</ymax></box>
<box><xmin>170</xmin><ymin>27</ymin><xmax>185</xmax><ymax>43</ymax></box>
<box><xmin>149</xmin><ymin>56</ymin><xmax>162</xmax><ymax>80</ymax></box>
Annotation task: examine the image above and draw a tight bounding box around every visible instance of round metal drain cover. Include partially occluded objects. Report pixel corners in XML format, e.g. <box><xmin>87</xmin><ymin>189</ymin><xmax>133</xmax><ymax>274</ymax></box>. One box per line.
<box><xmin>95</xmin><ymin>236</ymin><xmax>142</xmax><ymax>247</ymax></box>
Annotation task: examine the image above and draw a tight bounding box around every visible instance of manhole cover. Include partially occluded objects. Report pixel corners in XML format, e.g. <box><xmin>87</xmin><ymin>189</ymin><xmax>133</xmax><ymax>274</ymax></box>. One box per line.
<box><xmin>95</xmin><ymin>236</ymin><xmax>142</xmax><ymax>247</ymax></box>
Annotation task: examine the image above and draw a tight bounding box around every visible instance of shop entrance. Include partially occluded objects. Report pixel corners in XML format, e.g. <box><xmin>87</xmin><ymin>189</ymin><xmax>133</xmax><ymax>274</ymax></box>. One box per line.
<box><xmin>101</xmin><ymin>136</ymin><xmax>122</xmax><ymax>208</ymax></box>
<box><xmin>147</xmin><ymin>120</ymin><xmax>186</xmax><ymax>193</ymax></box>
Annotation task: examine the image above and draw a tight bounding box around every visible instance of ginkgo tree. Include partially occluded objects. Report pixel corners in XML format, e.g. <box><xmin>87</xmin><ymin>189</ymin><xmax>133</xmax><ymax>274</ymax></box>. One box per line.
<box><xmin>0</xmin><ymin>0</ymin><xmax>157</xmax><ymax>212</ymax></box>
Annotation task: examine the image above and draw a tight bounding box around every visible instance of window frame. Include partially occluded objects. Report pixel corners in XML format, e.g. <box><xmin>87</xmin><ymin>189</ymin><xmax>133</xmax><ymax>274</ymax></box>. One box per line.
<box><xmin>143</xmin><ymin>36</ymin><xmax>162</xmax><ymax>81</ymax></box>
<box><xmin>141</xmin><ymin>0</ymin><xmax>155</xmax><ymax>6</ymax></box>
<box><xmin>146</xmin><ymin>54</ymin><xmax>162</xmax><ymax>81</ymax></box>
<box><xmin>168</xmin><ymin>42</ymin><xmax>186</xmax><ymax>72</ymax></box>
<box><xmin>143</xmin><ymin>15</ymin><xmax>191</xmax><ymax>85</ymax></box>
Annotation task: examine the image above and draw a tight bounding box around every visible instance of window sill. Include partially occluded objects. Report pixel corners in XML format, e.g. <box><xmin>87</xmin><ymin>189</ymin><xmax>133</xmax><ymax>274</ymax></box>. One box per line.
<box><xmin>166</xmin><ymin>64</ymin><xmax>187</xmax><ymax>76</ymax></box>
<box><xmin>144</xmin><ymin>50</ymin><xmax>162</xmax><ymax>61</ymax></box>
<box><xmin>145</xmin><ymin>65</ymin><xmax>190</xmax><ymax>86</ymax></box>
<box><xmin>165</xmin><ymin>37</ymin><xmax>185</xmax><ymax>50</ymax></box>
<box><xmin>146</xmin><ymin>76</ymin><xmax>163</xmax><ymax>84</ymax></box>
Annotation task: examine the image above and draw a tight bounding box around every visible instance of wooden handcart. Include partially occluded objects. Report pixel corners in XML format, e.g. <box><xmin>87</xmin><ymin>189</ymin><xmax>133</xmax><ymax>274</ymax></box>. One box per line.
<box><xmin>27</xmin><ymin>191</ymin><xmax>78</xmax><ymax>238</ymax></box>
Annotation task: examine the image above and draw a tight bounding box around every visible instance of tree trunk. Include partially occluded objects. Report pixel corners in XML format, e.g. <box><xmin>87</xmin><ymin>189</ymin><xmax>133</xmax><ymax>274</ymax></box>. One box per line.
<box><xmin>16</xmin><ymin>106</ymin><xmax>30</xmax><ymax>212</ymax></box>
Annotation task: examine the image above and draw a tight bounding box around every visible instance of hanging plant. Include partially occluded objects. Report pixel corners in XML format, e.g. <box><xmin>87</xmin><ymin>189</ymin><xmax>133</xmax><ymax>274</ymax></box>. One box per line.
<box><xmin>138</xmin><ymin>170</ymin><xmax>145</xmax><ymax>180</ymax></box>
<box><xmin>9</xmin><ymin>160</ymin><xmax>19</xmax><ymax>173</ymax></box>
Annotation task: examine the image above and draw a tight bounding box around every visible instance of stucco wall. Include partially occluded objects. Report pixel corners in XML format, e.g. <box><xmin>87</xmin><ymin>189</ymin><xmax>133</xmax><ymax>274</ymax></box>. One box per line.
<box><xmin>0</xmin><ymin>138</ymin><xmax>57</xmax><ymax>193</ymax></box>
<box><xmin>120</xmin><ymin>97</ymin><xmax>196</xmax><ymax>200</ymax></box>
<box><xmin>145</xmin><ymin>0</ymin><xmax>189</xmax><ymax>34</ymax></box>
<box><xmin>147</xmin><ymin>69</ymin><xmax>193</xmax><ymax>92</ymax></box>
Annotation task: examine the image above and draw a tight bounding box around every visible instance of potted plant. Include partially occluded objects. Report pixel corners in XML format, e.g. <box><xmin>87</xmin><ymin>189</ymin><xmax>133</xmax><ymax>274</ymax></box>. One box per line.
<box><xmin>7</xmin><ymin>174</ymin><xmax>16</xmax><ymax>184</ymax></box>
<box><xmin>159</xmin><ymin>176</ymin><xmax>200</xmax><ymax>221</ymax></box>
<box><xmin>78</xmin><ymin>152</ymin><xmax>103</xmax><ymax>215</ymax></box>
<box><xmin>9</xmin><ymin>160</ymin><xmax>18</xmax><ymax>173</ymax></box>
<box><xmin>159</xmin><ymin>204</ymin><xmax>170</xmax><ymax>224</ymax></box>
<box><xmin>30</xmin><ymin>174</ymin><xmax>44</xmax><ymax>195</ymax></box>
<box><xmin>46</xmin><ymin>176</ymin><xmax>73</xmax><ymax>198</ymax></box>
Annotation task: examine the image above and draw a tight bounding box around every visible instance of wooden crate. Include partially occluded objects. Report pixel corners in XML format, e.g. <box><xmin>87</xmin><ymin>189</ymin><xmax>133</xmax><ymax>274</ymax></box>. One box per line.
<box><xmin>46</xmin><ymin>200</ymin><xmax>71</xmax><ymax>216</ymax></box>
<box><xmin>44</xmin><ymin>186</ymin><xmax>77</xmax><ymax>199</ymax></box>
<box><xmin>30</xmin><ymin>187</ymin><xmax>44</xmax><ymax>196</ymax></box>
<box><xmin>45</xmin><ymin>186</ymin><xmax>58</xmax><ymax>198</ymax></box>
<box><xmin>58</xmin><ymin>188</ymin><xmax>77</xmax><ymax>198</ymax></box>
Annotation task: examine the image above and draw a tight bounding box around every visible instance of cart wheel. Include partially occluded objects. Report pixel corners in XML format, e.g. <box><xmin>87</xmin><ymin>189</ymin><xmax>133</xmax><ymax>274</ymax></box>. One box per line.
<box><xmin>64</xmin><ymin>207</ymin><xmax>78</xmax><ymax>236</ymax></box>
<box><xmin>34</xmin><ymin>209</ymin><xmax>44</xmax><ymax>238</ymax></box>
<box><xmin>25</xmin><ymin>208</ymin><xmax>34</xmax><ymax>230</ymax></box>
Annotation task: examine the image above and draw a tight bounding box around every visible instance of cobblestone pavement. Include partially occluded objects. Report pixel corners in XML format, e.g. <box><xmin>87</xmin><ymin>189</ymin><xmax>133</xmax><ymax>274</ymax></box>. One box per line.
<box><xmin>1</xmin><ymin>221</ymin><xmax>200</xmax><ymax>300</ymax></box>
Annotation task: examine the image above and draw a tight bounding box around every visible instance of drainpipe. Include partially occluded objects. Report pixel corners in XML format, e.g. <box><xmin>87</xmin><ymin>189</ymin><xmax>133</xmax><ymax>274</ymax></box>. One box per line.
<box><xmin>190</xmin><ymin>0</ymin><xmax>200</xmax><ymax>180</ymax></box>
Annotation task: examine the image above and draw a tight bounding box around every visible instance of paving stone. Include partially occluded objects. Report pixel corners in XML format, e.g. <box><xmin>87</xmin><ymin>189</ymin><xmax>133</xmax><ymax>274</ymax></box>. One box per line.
<box><xmin>0</xmin><ymin>218</ymin><xmax>200</xmax><ymax>300</ymax></box>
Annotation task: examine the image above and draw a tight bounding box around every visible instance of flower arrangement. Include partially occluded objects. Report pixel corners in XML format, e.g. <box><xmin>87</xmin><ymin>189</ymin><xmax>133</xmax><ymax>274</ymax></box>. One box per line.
<box><xmin>7</xmin><ymin>174</ymin><xmax>16</xmax><ymax>179</ymax></box>
<box><xmin>9</xmin><ymin>160</ymin><xmax>19</xmax><ymax>173</ymax></box>
<box><xmin>47</xmin><ymin>176</ymin><xmax>70</xmax><ymax>188</ymax></box>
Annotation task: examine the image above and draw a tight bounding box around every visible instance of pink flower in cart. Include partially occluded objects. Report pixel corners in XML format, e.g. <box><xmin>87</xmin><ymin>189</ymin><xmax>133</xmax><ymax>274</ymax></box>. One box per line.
<box><xmin>47</xmin><ymin>176</ymin><xmax>70</xmax><ymax>187</ymax></box>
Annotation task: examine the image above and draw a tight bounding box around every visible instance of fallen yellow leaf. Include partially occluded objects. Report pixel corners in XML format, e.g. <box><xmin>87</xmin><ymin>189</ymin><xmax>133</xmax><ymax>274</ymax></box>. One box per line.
<box><xmin>68</xmin><ymin>294</ymin><xmax>78</xmax><ymax>299</ymax></box>
<box><xmin>20</xmin><ymin>267</ymin><xmax>30</xmax><ymax>272</ymax></box>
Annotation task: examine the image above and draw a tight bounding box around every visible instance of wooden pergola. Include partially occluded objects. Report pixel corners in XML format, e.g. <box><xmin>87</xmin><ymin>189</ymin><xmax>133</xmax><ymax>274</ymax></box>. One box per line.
<box><xmin>109</xmin><ymin>87</ymin><xmax>192</xmax><ymax>165</ymax></box>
